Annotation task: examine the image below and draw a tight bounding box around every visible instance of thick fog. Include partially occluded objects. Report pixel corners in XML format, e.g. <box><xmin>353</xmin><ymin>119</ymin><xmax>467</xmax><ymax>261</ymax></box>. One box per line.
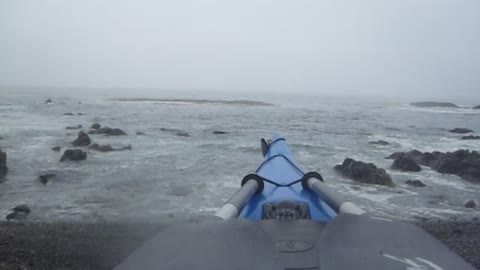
<box><xmin>0</xmin><ymin>0</ymin><xmax>479</xmax><ymax>99</ymax></box>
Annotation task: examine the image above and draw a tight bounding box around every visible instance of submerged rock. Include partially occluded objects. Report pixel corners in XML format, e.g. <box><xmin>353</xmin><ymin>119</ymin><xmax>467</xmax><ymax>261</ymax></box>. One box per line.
<box><xmin>176</xmin><ymin>132</ymin><xmax>190</xmax><ymax>137</ymax></box>
<box><xmin>66</xmin><ymin>125</ymin><xmax>82</xmax><ymax>130</ymax></box>
<box><xmin>13</xmin><ymin>204</ymin><xmax>30</xmax><ymax>213</ymax></box>
<box><xmin>60</xmin><ymin>149</ymin><xmax>87</xmax><ymax>162</ymax></box>
<box><xmin>72</xmin><ymin>131</ymin><xmax>91</xmax><ymax>147</ymax></box>
<box><xmin>465</xmin><ymin>200</ymin><xmax>476</xmax><ymax>208</ymax></box>
<box><xmin>136</xmin><ymin>131</ymin><xmax>146</xmax><ymax>135</ymax></box>
<box><xmin>92</xmin><ymin>127</ymin><xmax>127</xmax><ymax>136</ymax></box>
<box><xmin>405</xmin><ymin>180</ymin><xmax>426</xmax><ymax>187</ymax></box>
<box><xmin>334</xmin><ymin>158</ymin><xmax>394</xmax><ymax>187</ymax></box>
<box><xmin>213</xmin><ymin>131</ymin><xmax>228</xmax><ymax>135</ymax></box>
<box><xmin>387</xmin><ymin>150</ymin><xmax>480</xmax><ymax>183</ymax></box>
<box><xmin>449</xmin><ymin>128</ymin><xmax>473</xmax><ymax>134</ymax></box>
<box><xmin>410</xmin><ymin>102</ymin><xmax>458</xmax><ymax>108</ymax></box>
<box><xmin>473</xmin><ymin>105</ymin><xmax>480</xmax><ymax>110</ymax></box>
<box><xmin>369</xmin><ymin>140</ymin><xmax>389</xmax><ymax>146</ymax></box>
<box><xmin>392</xmin><ymin>155</ymin><xmax>422</xmax><ymax>172</ymax></box>
<box><xmin>51</xmin><ymin>146</ymin><xmax>61</xmax><ymax>152</ymax></box>
<box><xmin>63</xmin><ymin>112</ymin><xmax>74</xmax><ymax>116</ymax></box>
<box><xmin>0</xmin><ymin>148</ymin><xmax>7</xmax><ymax>177</ymax></box>
<box><xmin>6</xmin><ymin>204</ymin><xmax>31</xmax><ymax>221</ymax></box>
<box><xmin>38</xmin><ymin>173</ymin><xmax>56</xmax><ymax>184</ymax></box>
<box><xmin>461</xmin><ymin>135</ymin><xmax>480</xmax><ymax>140</ymax></box>
<box><xmin>90</xmin><ymin>144</ymin><xmax>132</xmax><ymax>152</ymax></box>
<box><xmin>91</xmin><ymin>123</ymin><xmax>101</xmax><ymax>129</ymax></box>
<box><xmin>44</xmin><ymin>98</ymin><xmax>53</xmax><ymax>104</ymax></box>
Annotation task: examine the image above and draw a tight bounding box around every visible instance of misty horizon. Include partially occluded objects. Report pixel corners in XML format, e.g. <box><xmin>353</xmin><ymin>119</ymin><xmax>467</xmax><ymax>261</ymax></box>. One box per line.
<box><xmin>1</xmin><ymin>0</ymin><xmax>479</xmax><ymax>100</ymax></box>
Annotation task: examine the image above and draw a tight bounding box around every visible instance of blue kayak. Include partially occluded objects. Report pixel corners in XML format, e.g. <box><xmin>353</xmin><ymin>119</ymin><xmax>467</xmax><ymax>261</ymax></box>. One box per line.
<box><xmin>239</xmin><ymin>134</ymin><xmax>337</xmax><ymax>221</ymax></box>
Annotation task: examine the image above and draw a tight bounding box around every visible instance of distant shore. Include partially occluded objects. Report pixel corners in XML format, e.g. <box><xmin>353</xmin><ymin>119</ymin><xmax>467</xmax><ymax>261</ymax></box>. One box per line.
<box><xmin>109</xmin><ymin>97</ymin><xmax>274</xmax><ymax>106</ymax></box>
<box><xmin>0</xmin><ymin>219</ymin><xmax>479</xmax><ymax>270</ymax></box>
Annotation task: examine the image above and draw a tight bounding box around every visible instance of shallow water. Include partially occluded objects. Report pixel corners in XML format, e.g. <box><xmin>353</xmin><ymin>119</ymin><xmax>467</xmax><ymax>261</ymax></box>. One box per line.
<box><xmin>0</xmin><ymin>90</ymin><xmax>479</xmax><ymax>222</ymax></box>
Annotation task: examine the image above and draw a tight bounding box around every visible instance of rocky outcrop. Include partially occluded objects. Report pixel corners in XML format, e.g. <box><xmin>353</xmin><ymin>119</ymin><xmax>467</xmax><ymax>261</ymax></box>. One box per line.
<box><xmin>213</xmin><ymin>131</ymin><xmax>228</xmax><ymax>135</ymax></box>
<box><xmin>66</xmin><ymin>125</ymin><xmax>82</xmax><ymax>130</ymax></box>
<box><xmin>465</xmin><ymin>200</ymin><xmax>476</xmax><ymax>208</ymax></box>
<box><xmin>44</xmin><ymin>98</ymin><xmax>53</xmax><ymax>104</ymax></box>
<box><xmin>51</xmin><ymin>146</ymin><xmax>61</xmax><ymax>152</ymax></box>
<box><xmin>369</xmin><ymin>140</ymin><xmax>389</xmax><ymax>146</ymax></box>
<box><xmin>461</xmin><ymin>135</ymin><xmax>480</xmax><ymax>140</ymax></box>
<box><xmin>334</xmin><ymin>158</ymin><xmax>394</xmax><ymax>187</ymax></box>
<box><xmin>91</xmin><ymin>123</ymin><xmax>101</xmax><ymax>129</ymax></box>
<box><xmin>449</xmin><ymin>128</ymin><xmax>473</xmax><ymax>134</ymax></box>
<box><xmin>0</xmin><ymin>148</ymin><xmax>7</xmax><ymax>177</ymax></box>
<box><xmin>406</xmin><ymin>180</ymin><xmax>426</xmax><ymax>187</ymax></box>
<box><xmin>63</xmin><ymin>112</ymin><xmax>74</xmax><ymax>116</ymax></box>
<box><xmin>387</xmin><ymin>150</ymin><xmax>480</xmax><ymax>183</ymax></box>
<box><xmin>411</xmin><ymin>102</ymin><xmax>459</xmax><ymax>108</ymax></box>
<box><xmin>136</xmin><ymin>131</ymin><xmax>146</xmax><ymax>136</ymax></box>
<box><xmin>391</xmin><ymin>155</ymin><xmax>422</xmax><ymax>172</ymax></box>
<box><xmin>72</xmin><ymin>131</ymin><xmax>91</xmax><ymax>147</ymax></box>
<box><xmin>60</xmin><ymin>149</ymin><xmax>87</xmax><ymax>162</ymax></box>
<box><xmin>6</xmin><ymin>204</ymin><xmax>30</xmax><ymax>221</ymax></box>
<box><xmin>160</xmin><ymin>128</ymin><xmax>190</xmax><ymax>137</ymax></box>
<box><xmin>89</xmin><ymin>127</ymin><xmax>127</xmax><ymax>136</ymax></box>
<box><xmin>473</xmin><ymin>105</ymin><xmax>480</xmax><ymax>110</ymax></box>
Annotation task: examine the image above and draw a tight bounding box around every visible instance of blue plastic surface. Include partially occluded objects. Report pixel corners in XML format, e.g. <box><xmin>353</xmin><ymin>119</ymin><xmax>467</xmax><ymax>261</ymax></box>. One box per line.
<box><xmin>239</xmin><ymin>134</ymin><xmax>337</xmax><ymax>221</ymax></box>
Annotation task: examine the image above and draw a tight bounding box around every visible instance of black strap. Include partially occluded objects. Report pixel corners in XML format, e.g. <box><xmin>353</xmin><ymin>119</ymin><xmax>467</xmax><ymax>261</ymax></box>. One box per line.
<box><xmin>242</xmin><ymin>171</ymin><xmax>324</xmax><ymax>189</ymax></box>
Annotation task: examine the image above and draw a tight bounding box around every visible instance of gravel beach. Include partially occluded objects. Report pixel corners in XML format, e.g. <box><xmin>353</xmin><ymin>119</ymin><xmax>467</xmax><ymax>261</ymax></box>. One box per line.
<box><xmin>0</xmin><ymin>220</ymin><xmax>479</xmax><ymax>270</ymax></box>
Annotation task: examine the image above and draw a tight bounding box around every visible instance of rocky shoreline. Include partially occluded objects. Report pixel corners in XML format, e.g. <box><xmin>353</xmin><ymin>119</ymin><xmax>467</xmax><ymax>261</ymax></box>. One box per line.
<box><xmin>0</xmin><ymin>219</ymin><xmax>478</xmax><ymax>270</ymax></box>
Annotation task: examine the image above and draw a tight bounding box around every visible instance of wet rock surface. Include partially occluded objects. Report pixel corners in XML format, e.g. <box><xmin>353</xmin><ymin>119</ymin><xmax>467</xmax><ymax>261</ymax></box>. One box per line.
<box><xmin>462</xmin><ymin>135</ymin><xmax>480</xmax><ymax>140</ymax></box>
<box><xmin>51</xmin><ymin>146</ymin><xmax>61</xmax><ymax>152</ymax></box>
<box><xmin>72</xmin><ymin>131</ymin><xmax>91</xmax><ymax>147</ymax></box>
<box><xmin>450</xmin><ymin>128</ymin><xmax>474</xmax><ymax>134</ymax></box>
<box><xmin>391</xmin><ymin>155</ymin><xmax>422</xmax><ymax>172</ymax></box>
<box><xmin>334</xmin><ymin>158</ymin><xmax>394</xmax><ymax>187</ymax></box>
<box><xmin>66</xmin><ymin>125</ymin><xmax>82</xmax><ymax>130</ymax></box>
<box><xmin>60</xmin><ymin>149</ymin><xmax>87</xmax><ymax>162</ymax></box>
<box><xmin>38</xmin><ymin>173</ymin><xmax>56</xmax><ymax>184</ymax></box>
<box><xmin>465</xmin><ymin>200</ymin><xmax>476</xmax><ymax>209</ymax></box>
<box><xmin>213</xmin><ymin>130</ymin><xmax>228</xmax><ymax>135</ymax></box>
<box><xmin>89</xmin><ymin>144</ymin><xmax>132</xmax><ymax>152</ymax></box>
<box><xmin>90</xmin><ymin>127</ymin><xmax>127</xmax><ymax>136</ymax></box>
<box><xmin>406</xmin><ymin>179</ymin><xmax>427</xmax><ymax>187</ymax></box>
<box><xmin>0</xmin><ymin>148</ymin><xmax>7</xmax><ymax>178</ymax></box>
<box><xmin>388</xmin><ymin>150</ymin><xmax>480</xmax><ymax>183</ymax></box>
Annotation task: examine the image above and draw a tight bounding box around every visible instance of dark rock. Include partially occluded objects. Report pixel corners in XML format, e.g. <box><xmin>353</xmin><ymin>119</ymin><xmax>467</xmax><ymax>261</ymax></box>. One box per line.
<box><xmin>44</xmin><ymin>98</ymin><xmax>53</xmax><ymax>104</ymax></box>
<box><xmin>213</xmin><ymin>131</ymin><xmax>228</xmax><ymax>135</ymax></box>
<box><xmin>90</xmin><ymin>144</ymin><xmax>132</xmax><ymax>152</ymax></box>
<box><xmin>60</xmin><ymin>149</ymin><xmax>87</xmax><ymax>162</ymax></box>
<box><xmin>176</xmin><ymin>132</ymin><xmax>190</xmax><ymax>137</ymax></box>
<box><xmin>38</xmin><ymin>173</ymin><xmax>56</xmax><ymax>184</ymax></box>
<box><xmin>107</xmin><ymin>128</ymin><xmax>127</xmax><ymax>136</ymax></box>
<box><xmin>136</xmin><ymin>131</ymin><xmax>146</xmax><ymax>136</ymax></box>
<box><xmin>87</xmin><ymin>130</ymin><xmax>96</xmax><ymax>135</ymax></box>
<box><xmin>72</xmin><ymin>131</ymin><xmax>91</xmax><ymax>147</ymax></box>
<box><xmin>63</xmin><ymin>112</ymin><xmax>74</xmax><ymax>116</ymax></box>
<box><xmin>473</xmin><ymin>105</ymin><xmax>480</xmax><ymax>109</ymax></box>
<box><xmin>90</xmin><ymin>144</ymin><xmax>114</xmax><ymax>152</ymax></box>
<box><xmin>410</xmin><ymin>102</ymin><xmax>459</xmax><ymax>108</ymax></box>
<box><xmin>0</xmin><ymin>137</ymin><xmax>3</xmax><ymax>140</ymax></box>
<box><xmin>405</xmin><ymin>180</ymin><xmax>426</xmax><ymax>187</ymax></box>
<box><xmin>388</xmin><ymin>149</ymin><xmax>480</xmax><ymax>183</ymax></box>
<box><xmin>461</xmin><ymin>135</ymin><xmax>480</xmax><ymax>140</ymax></box>
<box><xmin>66</xmin><ymin>125</ymin><xmax>82</xmax><ymax>130</ymax></box>
<box><xmin>369</xmin><ymin>140</ymin><xmax>389</xmax><ymax>146</ymax></box>
<box><xmin>0</xmin><ymin>148</ymin><xmax>7</xmax><ymax>177</ymax></box>
<box><xmin>334</xmin><ymin>158</ymin><xmax>394</xmax><ymax>187</ymax></box>
<box><xmin>13</xmin><ymin>204</ymin><xmax>30</xmax><ymax>213</ymax></box>
<box><xmin>77</xmin><ymin>113</ymin><xmax>84</xmax><ymax>116</ymax></box>
<box><xmin>91</xmin><ymin>123</ymin><xmax>101</xmax><ymax>129</ymax></box>
<box><xmin>94</xmin><ymin>127</ymin><xmax>127</xmax><ymax>136</ymax></box>
<box><xmin>465</xmin><ymin>200</ymin><xmax>476</xmax><ymax>208</ymax></box>
<box><xmin>449</xmin><ymin>128</ymin><xmax>473</xmax><ymax>134</ymax></box>
<box><xmin>392</xmin><ymin>155</ymin><xmax>422</xmax><ymax>172</ymax></box>
<box><xmin>51</xmin><ymin>146</ymin><xmax>61</xmax><ymax>152</ymax></box>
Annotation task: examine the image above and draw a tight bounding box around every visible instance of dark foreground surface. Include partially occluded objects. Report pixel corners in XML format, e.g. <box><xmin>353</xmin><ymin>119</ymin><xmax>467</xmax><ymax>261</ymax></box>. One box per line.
<box><xmin>0</xmin><ymin>220</ymin><xmax>479</xmax><ymax>270</ymax></box>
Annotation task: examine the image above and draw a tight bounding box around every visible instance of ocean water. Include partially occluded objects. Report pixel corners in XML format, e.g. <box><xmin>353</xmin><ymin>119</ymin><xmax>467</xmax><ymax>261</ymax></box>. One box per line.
<box><xmin>0</xmin><ymin>89</ymin><xmax>479</xmax><ymax>222</ymax></box>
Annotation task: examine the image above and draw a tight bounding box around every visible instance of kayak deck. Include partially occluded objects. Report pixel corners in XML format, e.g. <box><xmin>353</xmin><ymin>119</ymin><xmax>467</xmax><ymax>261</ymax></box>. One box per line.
<box><xmin>239</xmin><ymin>134</ymin><xmax>336</xmax><ymax>221</ymax></box>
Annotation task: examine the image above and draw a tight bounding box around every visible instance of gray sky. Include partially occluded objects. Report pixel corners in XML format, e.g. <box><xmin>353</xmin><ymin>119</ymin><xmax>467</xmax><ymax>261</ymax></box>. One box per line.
<box><xmin>1</xmin><ymin>0</ymin><xmax>479</xmax><ymax>98</ymax></box>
